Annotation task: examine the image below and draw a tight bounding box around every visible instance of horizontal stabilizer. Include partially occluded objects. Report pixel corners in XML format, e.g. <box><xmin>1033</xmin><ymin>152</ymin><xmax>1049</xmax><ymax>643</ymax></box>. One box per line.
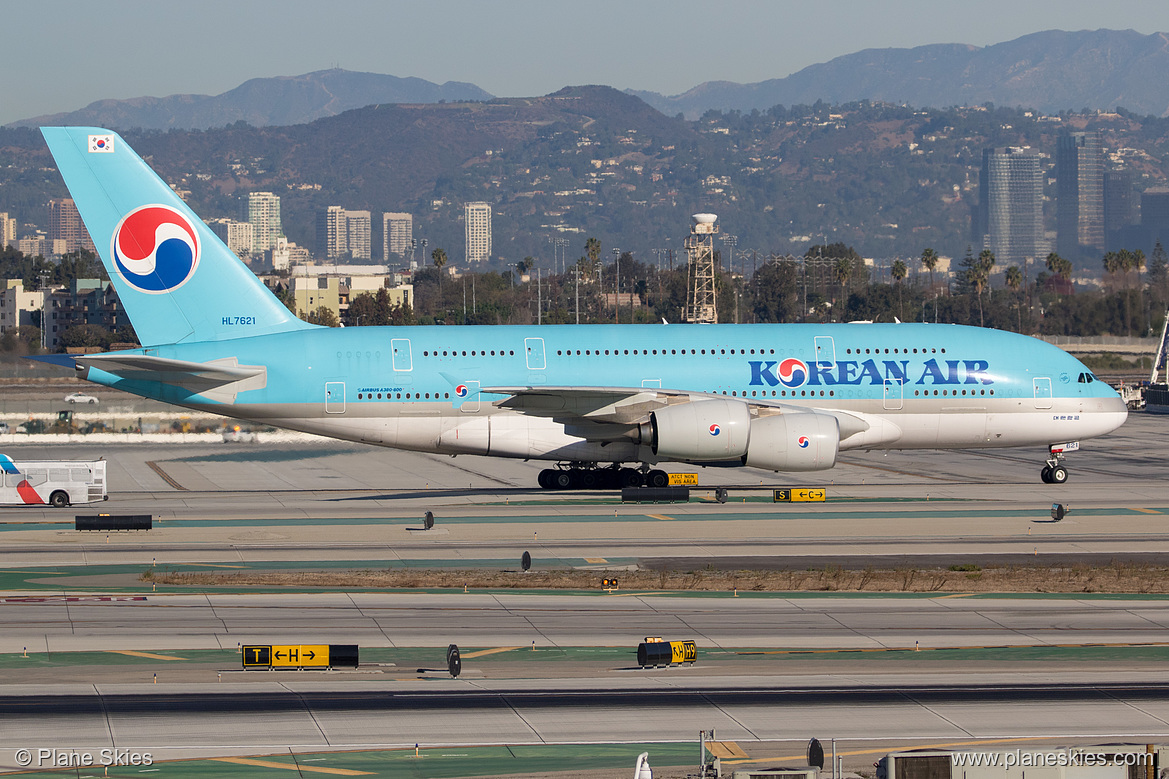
<box><xmin>73</xmin><ymin>354</ymin><xmax>267</xmax><ymax>402</ymax></box>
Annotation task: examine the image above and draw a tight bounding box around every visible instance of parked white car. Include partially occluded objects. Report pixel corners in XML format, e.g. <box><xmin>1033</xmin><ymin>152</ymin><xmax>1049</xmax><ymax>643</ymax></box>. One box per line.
<box><xmin>64</xmin><ymin>392</ymin><xmax>99</xmax><ymax>404</ymax></box>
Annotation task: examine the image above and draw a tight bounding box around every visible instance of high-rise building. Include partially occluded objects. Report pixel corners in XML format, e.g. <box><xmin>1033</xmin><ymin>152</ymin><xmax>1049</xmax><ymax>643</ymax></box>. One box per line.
<box><xmin>47</xmin><ymin>198</ymin><xmax>95</xmax><ymax>254</ymax></box>
<box><xmin>206</xmin><ymin>218</ymin><xmax>254</xmax><ymax>258</ymax></box>
<box><xmin>383</xmin><ymin>212</ymin><xmax>413</xmax><ymax>261</ymax></box>
<box><xmin>317</xmin><ymin>207</ymin><xmax>371</xmax><ymax>261</ymax></box>
<box><xmin>1142</xmin><ymin>188</ymin><xmax>1169</xmax><ymax>232</ymax></box>
<box><xmin>1104</xmin><ymin>169</ymin><xmax>1139</xmax><ymax>251</ymax></box>
<box><xmin>0</xmin><ymin>213</ymin><xmax>15</xmax><ymax>249</ymax></box>
<box><xmin>976</xmin><ymin>147</ymin><xmax>1044</xmax><ymax>267</ymax></box>
<box><xmin>1056</xmin><ymin>131</ymin><xmax>1104</xmax><ymax>259</ymax></box>
<box><xmin>464</xmin><ymin>202</ymin><xmax>492</xmax><ymax>263</ymax></box>
<box><xmin>247</xmin><ymin>192</ymin><xmax>282</xmax><ymax>254</ymax></box>
<box><xmin>345</xmin><ymin>210</ymin><xmax>371</xmax><ymax>261</ymax></box>
<box><xmin>317</xmin><ymin>206</ymin><xmax>347</xmax><ymax>259</ymax></box>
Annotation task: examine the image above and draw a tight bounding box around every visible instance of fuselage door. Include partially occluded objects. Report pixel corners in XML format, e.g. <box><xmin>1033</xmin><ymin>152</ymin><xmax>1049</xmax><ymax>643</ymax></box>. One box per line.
<box><xmin>391</xmin><ymin>339</ymin><xmax>412</xmax><ymax>371</ymax></box>
<box><xmin>525</xmin><ymin>337</ymin><xmax>546</xmax><ymax>370</ymax></box>
<box><xmin>883</xmin><ymin>378</ymin><xmax>904</xmax><ymax>410</ymax></box>
<box><xmin>814</xmin><ymin>336</ymin><xmax>836</xmax><ymax>365</ymax></box>
<box><xmin>324</xmin><ymin>382</ymin><xmax>346</xmax><ymax>414</ymax></box>
<box><xmin>1033</xmin><ymin>377</ymin><xmax>1053</xmax><ymax>409</ymax></box>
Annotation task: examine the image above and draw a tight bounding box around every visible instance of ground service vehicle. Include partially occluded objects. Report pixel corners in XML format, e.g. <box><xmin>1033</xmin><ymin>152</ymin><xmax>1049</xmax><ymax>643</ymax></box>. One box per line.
<box><xmin>0</xmin><ymin>454</ymin><xmax>107</xmax><ymax>507</ymax></box>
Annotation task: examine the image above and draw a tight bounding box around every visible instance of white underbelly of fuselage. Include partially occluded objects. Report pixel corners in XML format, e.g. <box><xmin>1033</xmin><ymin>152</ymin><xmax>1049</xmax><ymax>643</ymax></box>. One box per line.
<box><xmin>245</xmin><ymin>395</ymin><xmax>1126</xmax><ymax>463</ymax></box>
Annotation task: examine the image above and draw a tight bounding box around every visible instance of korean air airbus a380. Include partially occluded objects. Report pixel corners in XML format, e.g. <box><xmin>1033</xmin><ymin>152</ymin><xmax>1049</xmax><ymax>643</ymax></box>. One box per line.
<box><xmin>38</xmin><ymin>127</ymin><xmax>1127</xmax><ymax>489</ymax></box>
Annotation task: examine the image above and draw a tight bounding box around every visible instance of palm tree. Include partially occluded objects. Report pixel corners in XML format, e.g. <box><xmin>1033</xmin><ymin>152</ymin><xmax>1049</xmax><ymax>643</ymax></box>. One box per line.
<box><xmin>920</xmin><ymin>247</ymin><xmax>938</xmax><ymax>290</ymax></box>
<box><xmin>891</xmin><ymin>259</ymin><xmax>907</xmax><ymax>320</ymax></box>
<box><xmin>831</xmin><ymin>257</ymin><xmax>853</xmax><ymax>313</ymax></box>
<box><xmin>585</xmin><ymin>237</ymin><xmax>601</xmax><ymax>279</ymax></box>
<box><xmin>1102</xmin><ymin>251</ymin><xmax>1123</xmax><ymax>291</ymax></box>
<box><xmin>967</xmin><ymin>263</ymin><xmax>989</xmax><ymax>327</ymax></box>
<box><xmin>1005</xmin><ymin>265</ymin><xmax>1023</xmax><ymax>333</ymax></box>
<box><xmin>969</xmin><ymin>249</ymin><xmax>995</xmax><ymax>327</ymax></box>
<box><xmin>1046</xmin><ymin>252</ymin><xmax>1070</xmax><ymax>279</ymax></box>
<box><xmin>432</xmin><ymin>248</ymin><xmax>447</xmax><ymax>311</ymax></box>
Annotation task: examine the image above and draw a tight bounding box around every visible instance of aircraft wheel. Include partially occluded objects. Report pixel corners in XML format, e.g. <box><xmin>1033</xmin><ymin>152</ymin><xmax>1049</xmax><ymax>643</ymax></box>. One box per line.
<box><xmin>579</xmin><ymin>470</ymin><xmax>598</xmax><ymax>489</ymax></box>
<box><xmin>1040</xmin><ymin>466</ymin><xmax>1052</xmax><ymax>484</ymax></box>
<box><xmin>619</xmin><ymin>468</ymin><xmax>643</xmax><ymax>488</ymax></box>
<box><xmin>1050</xmin><ymin>465</ymin><xmax>1069</xmax><ymax>485</ymax></box>
<box><xmin>597</xmin><ymin>469</ymin><xmax>620</xmax><ymax>490</ymax></box>
<box><xmin>553</xmin><ymin>470</ymin><xmax>574</xmax><ymax>490</ymax></box>
<box><xmin>646</xmin><ymin>469</ymin><xmax>669</xmax><ymax>488</ymax></box>
<box><xmin>537</xmin><ymin>469</ymin><xmax>554</xmax><ymax>489</ymax></box>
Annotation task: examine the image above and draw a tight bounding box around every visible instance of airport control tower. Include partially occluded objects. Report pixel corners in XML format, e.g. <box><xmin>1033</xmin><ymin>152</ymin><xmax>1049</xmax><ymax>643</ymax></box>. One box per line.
<box><xmin>684</xmin><ymin>213</ymin><xmax>719</xmax><ymax>323</ymax></box>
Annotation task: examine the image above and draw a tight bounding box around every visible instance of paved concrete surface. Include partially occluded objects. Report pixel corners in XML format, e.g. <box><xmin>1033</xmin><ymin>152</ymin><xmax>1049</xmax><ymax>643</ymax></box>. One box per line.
<box><xmin>4</xmin><ymin>591</ymin><xmax>1169</xmax><ymax>654</ymax></box>
<box><xmin>0</xmin><ymin>412</ymin><xmax>1165</xmax><ymax>774</ymax></box>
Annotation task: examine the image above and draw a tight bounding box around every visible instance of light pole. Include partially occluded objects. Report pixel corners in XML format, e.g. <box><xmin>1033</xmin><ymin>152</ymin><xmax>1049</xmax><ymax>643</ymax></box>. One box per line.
<box><xmin>38</xmin><ymin>272</ymin><xmax>49</xmax><ymax>351</ymax></box>
<box><xmin>723</xmin><ymin>234</ymin><xmax>737</xmax><ymax>275</ymax></box>
<box><xmin>557</xmin><ymin>238</ymin><xmax>569</xmax><ymax>275</ymax></box>
<box><xmin>612</xmin><ymin>248</ymin><xmax>620</xmax><ymax>324</ymax></box>
<box><xmin>574</xmin><ymin>261</ymin><xmax>580</xmax><ymax>325</ymax></box>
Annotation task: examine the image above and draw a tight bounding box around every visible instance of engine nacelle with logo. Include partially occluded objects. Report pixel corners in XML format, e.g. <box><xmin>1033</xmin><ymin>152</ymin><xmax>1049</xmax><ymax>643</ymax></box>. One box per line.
<box><xmin>647</xmin><ymin>399</ymin><xmax>751</xmax><ymax>461</ymax></box>
<box><xmin>745</xmin><ymin>412</ymin><xmax>840</xmax><ymax>472</ymax></box>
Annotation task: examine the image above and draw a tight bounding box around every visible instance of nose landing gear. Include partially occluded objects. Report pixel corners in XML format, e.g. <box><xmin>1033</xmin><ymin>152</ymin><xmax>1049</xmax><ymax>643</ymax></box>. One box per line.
<box><xmin>1040</xmin><ymin>442</ymin><xmax>1078</xmax><ymax>484</ymax></box>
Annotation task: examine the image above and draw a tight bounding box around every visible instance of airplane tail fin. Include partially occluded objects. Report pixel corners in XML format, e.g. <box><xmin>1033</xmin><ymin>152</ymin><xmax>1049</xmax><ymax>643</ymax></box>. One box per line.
<box><xmin>40</xmin><ymin>127</ymin><xmax>314</xmax><ymax>346</ymax></box>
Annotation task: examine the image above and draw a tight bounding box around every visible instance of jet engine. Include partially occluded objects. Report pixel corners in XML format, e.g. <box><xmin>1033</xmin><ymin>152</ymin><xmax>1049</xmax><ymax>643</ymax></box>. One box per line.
<box><xmin>745</xmin><ymin>412</ymin><xmax>839</xmax><ymax>471</ymax></box>
<box><xmin>645</xmin><ymin>399</ymin><xmax>751</xmax><ymax>461</ymax></box>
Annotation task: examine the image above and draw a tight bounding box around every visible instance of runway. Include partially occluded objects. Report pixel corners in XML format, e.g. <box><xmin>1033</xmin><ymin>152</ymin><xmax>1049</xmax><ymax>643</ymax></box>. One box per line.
<box><xmin>5</xmin><ymin>675</ymin><xmax>1169</xmax><ymax>771</ymax></box>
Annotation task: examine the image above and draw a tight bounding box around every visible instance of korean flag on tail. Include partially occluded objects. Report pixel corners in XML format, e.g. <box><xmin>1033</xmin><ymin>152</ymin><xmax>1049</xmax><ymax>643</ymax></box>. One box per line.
<box><xmin>88</xmin><ymin>134</ymin><xmax>114</xmax><ymax>153</ymax></box>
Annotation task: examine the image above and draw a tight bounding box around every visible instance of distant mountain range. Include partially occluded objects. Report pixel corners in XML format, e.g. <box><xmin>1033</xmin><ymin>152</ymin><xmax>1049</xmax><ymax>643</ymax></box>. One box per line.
<box><xmin>631</xmin><ymin>29</ymin><xmax>1169</xmax><ymax>119</ymax></box>
<box><xmin>8</xmin><ymin>29</ymin><xmax>1169</xmax><ymax>130</ymax></box>
<box><xmin>8</xmin><ymin>69</ymin><xmax>494</xmax><ymax>131</ymax></box>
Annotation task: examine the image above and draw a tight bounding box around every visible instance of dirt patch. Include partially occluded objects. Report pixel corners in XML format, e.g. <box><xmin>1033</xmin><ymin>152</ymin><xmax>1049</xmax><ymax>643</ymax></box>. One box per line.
<box><xmin>143</xmin><ymin>562</ymin><xmax>1169</xmax><ymax>594</ymax></box>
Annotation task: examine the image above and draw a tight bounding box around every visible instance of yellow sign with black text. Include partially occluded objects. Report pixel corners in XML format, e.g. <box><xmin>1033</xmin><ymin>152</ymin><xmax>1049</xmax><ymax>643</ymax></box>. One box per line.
<box><xmin>242</xmin><ymin>645</ymin><xmax>271</xmax><ymax>668</ymax></box>
<box><xmin>272</xmin><ymin>644</ymin><xmax>329</xmax><ymax>668</ymax></box>
<box><xmin>773</xmin><ymin>488</ymin><xmax>826</xmax><ymax>503</ymax></box>
<box><xmin>670</xmin><ymin>640</ymin><xmax>698</xmax><ymax>663</ymax></box>
<box><xmin>668</xmin><ymin>473</ymin><xmax>698</xmax><ymax>486</ymax></box>
<box><xmin>243</xmin><ymin>644</ymin><xmax>330</xmax><ymax>668</ymax></box>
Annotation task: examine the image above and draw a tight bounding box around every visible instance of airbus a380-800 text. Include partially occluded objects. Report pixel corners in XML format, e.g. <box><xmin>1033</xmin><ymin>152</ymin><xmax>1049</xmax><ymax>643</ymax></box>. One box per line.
<box><xmin>37</xmin><ymin>128</ymin><xmax>1127</xmax><ymax>489</ymax></box>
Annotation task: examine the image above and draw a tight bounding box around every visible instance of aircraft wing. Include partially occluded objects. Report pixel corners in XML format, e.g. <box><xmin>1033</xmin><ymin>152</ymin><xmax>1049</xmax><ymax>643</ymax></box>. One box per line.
<box><xmin>481</xmin><ymin>385</ymin><xmax>874</xmax><ymax>441</ymax></box>
<box><xmin>35</xmin><ymin>354</ymin><xmax>267</xmax><ymax>402</ymax></box>
<box><xmin>483</xmin><ymin>385</ymin><xmax>688</xmax><ymax>424</ymax></box>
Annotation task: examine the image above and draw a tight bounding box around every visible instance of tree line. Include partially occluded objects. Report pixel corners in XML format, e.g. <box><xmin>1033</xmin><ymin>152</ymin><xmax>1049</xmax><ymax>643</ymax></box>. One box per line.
<box><xmin>308</xmin><ymin>238</ymin><xmax>1167</xmax><ymax>342</ymax></box>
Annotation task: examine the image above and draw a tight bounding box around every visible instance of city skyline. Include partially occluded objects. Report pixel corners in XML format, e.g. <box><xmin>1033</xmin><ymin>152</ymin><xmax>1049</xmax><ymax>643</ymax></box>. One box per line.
<box><xmin>6</xmin><ymin>1</ymin><xmax>1169</xmax><ymax>126</ymax></box>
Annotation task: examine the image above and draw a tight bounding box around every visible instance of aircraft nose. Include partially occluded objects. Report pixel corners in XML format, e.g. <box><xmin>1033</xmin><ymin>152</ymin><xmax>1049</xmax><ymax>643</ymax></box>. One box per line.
<box><xmin>1099</xmin><ymin>394</ymin><xmax>1129</xmax><ymax>433</ymax></box>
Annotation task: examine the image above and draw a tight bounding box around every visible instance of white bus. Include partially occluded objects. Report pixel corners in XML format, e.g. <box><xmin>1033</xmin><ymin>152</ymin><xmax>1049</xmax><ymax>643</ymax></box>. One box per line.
<box><xmin>0</xmin><ymin>455</ymin><xmax>108</xmax><ymax>507</ymax></box>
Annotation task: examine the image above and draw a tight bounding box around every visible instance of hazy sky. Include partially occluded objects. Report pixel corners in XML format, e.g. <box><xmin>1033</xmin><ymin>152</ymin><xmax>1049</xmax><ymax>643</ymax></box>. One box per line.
<box><xmin>6</xmin><ymin>0</ymin><xmax>1169</xmax><ymax>126</ymax></box>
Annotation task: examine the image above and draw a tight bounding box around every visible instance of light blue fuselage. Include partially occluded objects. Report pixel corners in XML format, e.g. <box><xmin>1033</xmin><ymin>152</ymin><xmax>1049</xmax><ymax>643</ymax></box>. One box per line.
<box><xmin>81</xmin><ymin>322</ymin><xmax>1127</xmax><ymax>465</ymax></box>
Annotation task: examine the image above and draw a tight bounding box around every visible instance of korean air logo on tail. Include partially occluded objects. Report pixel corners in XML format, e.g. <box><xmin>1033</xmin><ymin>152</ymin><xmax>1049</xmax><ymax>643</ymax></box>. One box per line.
<box><xmin>111</xmin><ymin>205</ymin><xmax>201</xmax><ymax>293</ymax></box>
<box><xmin>777</xmin><ymin>358</ymin><xmax>808</xmax><ymax>388</ymax></box>
<box><xmin>455</xmin><ymin>384</ymin><xmax>469</xmax><ymax>398</ymax></box>
<box><xmin>709</xmin><ymin>423</ymin><xmax>721</xmax><ymax>437</ymax></box>
<box><xmin>797</xmin><ymin>436</ymin><xmax>810</xmax><ymax>449</ymax></box>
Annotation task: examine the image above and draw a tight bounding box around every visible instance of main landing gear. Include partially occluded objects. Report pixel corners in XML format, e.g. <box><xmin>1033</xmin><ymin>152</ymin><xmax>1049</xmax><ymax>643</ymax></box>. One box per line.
<box><xmin>1040</xmin><ymin>442</ymin><xmax>1078</xmax><ymax>484</ymax></box>
<box><xmin>537</xmin><ymin>463</ymin><xmax>670</xmax><ymax>490</ymax></box>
